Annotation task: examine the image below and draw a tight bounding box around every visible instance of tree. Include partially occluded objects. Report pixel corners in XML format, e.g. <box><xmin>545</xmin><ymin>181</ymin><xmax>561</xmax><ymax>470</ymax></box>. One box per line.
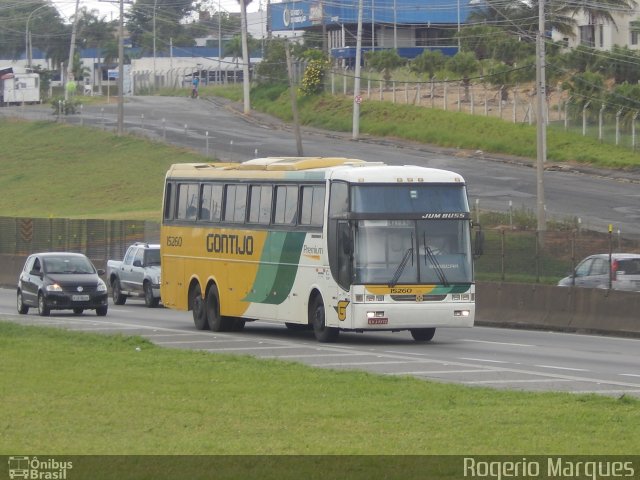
<box><xmin>410</xmin><ymin>50</ymin><xmax>446</xmax><ymax>78</ymax></box>
<box><xmin>364</xmin><ymin>50</ymin><xmax>405</xmax><ymax>84</ymax></box>
<box><xmin>126</xmin><ymin>0</ymin><xmax>195</xmax><ymax>51</ymax></box>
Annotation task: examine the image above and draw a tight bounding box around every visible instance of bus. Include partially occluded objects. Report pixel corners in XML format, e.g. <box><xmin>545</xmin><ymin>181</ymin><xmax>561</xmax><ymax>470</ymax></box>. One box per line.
<box><xmin>160</xmin><ymin>157</ymin><xmax>480</xmax><ymax>342</ymax></box>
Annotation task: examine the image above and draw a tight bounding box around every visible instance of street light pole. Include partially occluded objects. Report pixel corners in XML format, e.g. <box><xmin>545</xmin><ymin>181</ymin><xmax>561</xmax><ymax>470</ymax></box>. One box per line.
<box><xmin>65</xmin><ymin>0</ymin><xmax>81</xmax><ymax>100</ymax></box>
<box><xmin>26</xmin><ymin>4</ymin><xmax>50</xmax><ymax>69</ymax></box>
<box><xmin>352</xmin><ymin>0</ymin><xmax>363</xmax><ymax>139</ymax></box>
<box><xmin>535</xmin><ymin>0</ymin><xmax>547</xmax><ymax>236</ymax></box>
<box><xmin>153</xmin><ymin>0</ymin><xmax>158</xmax><ymax>90</ymax></box>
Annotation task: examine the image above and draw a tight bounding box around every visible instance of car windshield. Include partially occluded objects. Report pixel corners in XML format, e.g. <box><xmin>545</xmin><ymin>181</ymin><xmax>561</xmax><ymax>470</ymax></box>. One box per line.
<box><xmin>43</xmin><ymin>256</ymin><xmax>95</xmax><ymax>274</ymax></box>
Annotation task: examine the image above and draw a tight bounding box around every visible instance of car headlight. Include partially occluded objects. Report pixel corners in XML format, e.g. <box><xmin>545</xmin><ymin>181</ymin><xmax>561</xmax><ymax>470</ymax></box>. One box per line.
<box><xmin>154</xmin><ymin>274</ymin><xmax>161</xmax><ymax>284</ymax></box>
<box><xmin>97</xmin><ymin>279</ymin><xmax>107</xmax><ymax>292</ymax></box>
<box><xmin>46</xmin><ymin>283</ymin><xmax>63</xmax><ymax>292</ymax></box>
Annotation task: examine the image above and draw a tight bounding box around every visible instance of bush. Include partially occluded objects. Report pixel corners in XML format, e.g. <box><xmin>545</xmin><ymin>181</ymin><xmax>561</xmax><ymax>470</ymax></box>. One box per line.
<box><xmin>50</xmin><ymin>96</ymin><xmax>81</xmax><ymax>115</ymax></box>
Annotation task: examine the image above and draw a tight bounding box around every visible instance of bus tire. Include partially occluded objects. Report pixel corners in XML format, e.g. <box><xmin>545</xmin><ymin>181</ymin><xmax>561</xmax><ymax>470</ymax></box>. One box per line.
<box><xmin>310</xmin><ymin>295</ymin><xmax>339</xmax><ymax>343</ymax></box>
<box><xmin>191</xmin><ymin>283</ymin><xmax>209</xmax><ymax>330</ymax></box>
<box><xmin>205</xmin><ymin>285</ymin><xmax>229</xmax><ymax>332</ymax></box>
<box><xmin>410</xmin><ymin>328</ymin><xmax>436</xmax><ymax>342</ymax></box>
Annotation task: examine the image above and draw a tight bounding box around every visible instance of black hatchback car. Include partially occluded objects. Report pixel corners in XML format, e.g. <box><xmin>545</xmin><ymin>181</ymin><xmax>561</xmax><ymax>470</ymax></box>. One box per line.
<box><xmin>17</xmin><ymin>252</ymin><xmax>109</xmax><ymax>316</ymax></box>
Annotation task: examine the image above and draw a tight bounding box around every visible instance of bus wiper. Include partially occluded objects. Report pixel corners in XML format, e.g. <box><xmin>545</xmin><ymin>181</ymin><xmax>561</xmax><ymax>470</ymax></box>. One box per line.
<box><xmin>389</xmin><ymin>235</ymin><xmax>414</xmax><ymax>288</ymax></box>
<box><xmin>424</xmin><ymin>234</ymin><xmax>448</xmax><ymax>286</ymax></box>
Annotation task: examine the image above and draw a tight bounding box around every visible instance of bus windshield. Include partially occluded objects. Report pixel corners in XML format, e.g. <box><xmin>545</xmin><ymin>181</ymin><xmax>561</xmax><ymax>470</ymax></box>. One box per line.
<box><xmin>348</xmin><ymin>184</ymin><xmax>472</xmax><ymax>286</ymax></box>
<box><xmin>353</xmin><ymin>219</ymin><xmax>473</xmax><ymax>285</ymax></box>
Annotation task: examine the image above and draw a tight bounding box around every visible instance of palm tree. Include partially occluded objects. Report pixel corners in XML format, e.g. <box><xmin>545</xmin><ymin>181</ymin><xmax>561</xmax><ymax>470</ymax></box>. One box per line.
<box><xmin>468</xmin><ymin>0</ymin><xmax>637</xmax><ymax>41</ymax></box>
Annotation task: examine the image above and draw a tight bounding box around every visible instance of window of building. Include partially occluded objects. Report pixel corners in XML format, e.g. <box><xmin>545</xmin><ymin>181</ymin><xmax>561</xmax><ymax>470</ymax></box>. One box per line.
<box><xmin>630</xmin><ymin>21</ymin><xmax>640</xmax><ymax>45</ymax></box>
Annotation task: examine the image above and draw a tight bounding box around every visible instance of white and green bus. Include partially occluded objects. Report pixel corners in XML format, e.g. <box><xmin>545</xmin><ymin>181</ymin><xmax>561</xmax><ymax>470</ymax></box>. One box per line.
<box><xmin>161</xmin><ymin>157</ymin><xmax>479</xmax><ymax>342</ymax></box>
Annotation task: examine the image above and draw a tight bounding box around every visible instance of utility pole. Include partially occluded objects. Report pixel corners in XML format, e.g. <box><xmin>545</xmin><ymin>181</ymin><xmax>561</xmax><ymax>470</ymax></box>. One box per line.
<box><xmin>535</xmin><ymin>0</ymin><xmax>547</xmax><ymax>236</ymax></box>
<box><xmin>285</xmin><ymin>41</ymin><xmax>303</xmax><ymax>155</ymax></box>
<box><xmin>65</xmin><ymin>0</ymin><xmax>81</xmax><ymax>100</ymax></box>
<box><xmin>239</xmin><ymin>0</ymin><xmax>251</xmax><ymax>115</ymax></box>
<box><xmin>117</xmin><ymin>0</ymin><xmax>125</xmax><ymax>135</ymax></box>
<box><xmin>352</xmin><ymin>0</ymin><xmax>363</xmax><ymax>139</ymax></box>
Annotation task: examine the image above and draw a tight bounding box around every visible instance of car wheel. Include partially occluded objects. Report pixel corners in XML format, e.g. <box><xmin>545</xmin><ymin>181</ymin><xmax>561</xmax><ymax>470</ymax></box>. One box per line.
<box><xmin>410</xmin><ymin>328</ymin><xmax>436</xmax><ymax>342</ymax></box>
<box><xmin>96</xmin><ymin>305</ymin><xmax>108</xmax><ymax>316</ymax></box>
<box><xmin>310</xmin><ymin>295</ymin><xmax>339</xmax><ymax>343</ymax></box>
<box><xmin>73</xmin><ymin>308</ymin><xmax>84</xmax><ymax>315</ymax></box>
<box><xmin>37</xmin><ymin>293</ymin><xmax>50</xmax><ymax>317</ymax></box>
<box><xmin>191</xmin><ymin>283</ymin><xmax>209</xmax><ymax>330</ymax></box>
<box><xmin>111</xmin><ymin>278</ymin><xmax>126</xmax><ymax>305</ymax></box>
<box><xmin>144</xmin><ymin>282</ymin><xmax>160</xmax><ymax>308</ymax></box>
<box><xmin>17</xmin><ymin>290</ymin><xmax>29</xmax><ymax>314</ymax></box>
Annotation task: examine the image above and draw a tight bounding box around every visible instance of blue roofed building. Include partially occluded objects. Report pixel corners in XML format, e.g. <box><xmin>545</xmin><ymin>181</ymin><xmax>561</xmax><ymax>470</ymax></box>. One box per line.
<box><xmin>268</xmin><ymin>0</ymin><xmax>474</xmax><ymax>61</ymax></box>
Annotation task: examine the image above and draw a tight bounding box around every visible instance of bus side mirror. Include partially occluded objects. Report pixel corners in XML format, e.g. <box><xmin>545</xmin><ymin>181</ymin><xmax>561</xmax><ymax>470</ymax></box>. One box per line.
<box><xmin>474</xmin><ymin>229</ymin><xmax>484</xmax><ymax>257</ymax></box>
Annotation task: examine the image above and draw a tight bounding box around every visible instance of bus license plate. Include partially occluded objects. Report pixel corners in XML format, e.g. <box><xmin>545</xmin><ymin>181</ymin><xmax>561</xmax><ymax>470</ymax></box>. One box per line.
<box><xmin>368</xmin><ymin>318</ymin><xmax>388</xmax><ymax>325</ymax></box>
<box><xmin>72</xmin><ymin>295</ymin><xmax>90</xmax><ymax>302</ymax></box>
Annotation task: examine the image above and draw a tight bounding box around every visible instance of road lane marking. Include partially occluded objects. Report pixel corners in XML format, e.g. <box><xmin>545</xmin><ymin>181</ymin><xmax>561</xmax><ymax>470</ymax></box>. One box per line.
<box><xmin>620</xmin><ymin>373</ymin><xmax>640</xmax><ymax>378</ymax></box>
<box><xmin>459</xmin><ymin>357</ymin><xmax>511</xmax><ymax>364</ymax></box>
<box><xmin>535</xmin><ymin>365</ymin><xmax>589</xmax><ymax>372</ymax></box>
<box><xmin>387</xmin><ymin>369</ymin><xmax>498</xmax><ymax>376</ymax></box>
<box><xmin>465</xmin><ymin>379</ymin><xmax>575</xmax><ymax>384</ymax></box>
<box><xmin>461</xmin><ymin>339</ymin><xmax>535</xmax><ymax>347</ymax></box>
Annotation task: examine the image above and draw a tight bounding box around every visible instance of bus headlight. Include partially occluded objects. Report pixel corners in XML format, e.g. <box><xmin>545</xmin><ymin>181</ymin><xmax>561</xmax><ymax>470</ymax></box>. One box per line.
<box><xmin>454</xmin><ymin>310</ymin><xmax>470</xmax><ymax>317</ymax></box>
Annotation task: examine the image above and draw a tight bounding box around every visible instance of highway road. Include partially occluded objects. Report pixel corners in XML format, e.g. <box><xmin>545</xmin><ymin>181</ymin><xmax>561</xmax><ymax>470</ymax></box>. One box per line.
<box><xmin>1</xmin><ymin>287</ymin><xmax>639</xmax><ymax>398</ymax></box>
<box><xmin>3</xmin><ymin>95</ymin><xmax>640</xmax><ymax>236</ymax></box>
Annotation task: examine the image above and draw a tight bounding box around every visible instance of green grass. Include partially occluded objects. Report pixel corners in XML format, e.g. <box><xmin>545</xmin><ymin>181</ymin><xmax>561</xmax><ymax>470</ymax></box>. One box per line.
<box><xmin>204</xmin><ymin>85</ymin><xmax>640</xmax><ymax>170</ymax></box>
<box><xmin>0</xmin><ymin>119</ymin><xmax>207</xmax><ymax>220</ymax></box>
<box><xmin>1</xmin><ymin>321</ymin><xmax>639</xmax><ymax>454</ymax></box>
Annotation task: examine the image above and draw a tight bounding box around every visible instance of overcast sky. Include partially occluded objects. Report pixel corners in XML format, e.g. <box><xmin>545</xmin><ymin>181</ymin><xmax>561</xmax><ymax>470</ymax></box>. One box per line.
<box><xmin>51</xmin><ymin>0</ymin><xmax>261</xmax><ymax>22</ymax></box>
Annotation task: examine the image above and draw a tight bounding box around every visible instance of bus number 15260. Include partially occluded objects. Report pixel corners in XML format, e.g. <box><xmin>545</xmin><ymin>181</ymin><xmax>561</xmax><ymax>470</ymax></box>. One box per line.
<box><xmin>166</xmin><ymin>236</ymin><xmax>183</xmax><ymax>247</ymax></box>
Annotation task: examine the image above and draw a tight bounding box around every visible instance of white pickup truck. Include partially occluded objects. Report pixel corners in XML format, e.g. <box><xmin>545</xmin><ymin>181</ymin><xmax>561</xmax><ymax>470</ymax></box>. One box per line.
<box><xmin>107</xmin><ymin>243</ymin><xmax>161</xmax><ymax>307</ymax></box>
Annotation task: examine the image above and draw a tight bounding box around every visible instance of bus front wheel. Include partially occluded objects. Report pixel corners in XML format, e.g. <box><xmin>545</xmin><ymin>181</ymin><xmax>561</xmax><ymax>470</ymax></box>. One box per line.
<box><xmin>191</xmin><ymin>284</ymin><xmax>209</xmax><ymax>330</ymax></box>
<box><xmin>310</xmin><ymin>296</ymin><xmax>339</xmax><ymax>343</ymax></box>
<box><xmin>410</xmin><ymin>328</ymin><xmax>436</xmax><ymax>342</ymax></box>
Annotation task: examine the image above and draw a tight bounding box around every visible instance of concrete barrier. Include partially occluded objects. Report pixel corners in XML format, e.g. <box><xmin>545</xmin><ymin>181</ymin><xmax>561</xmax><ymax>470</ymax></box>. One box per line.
<box><xmin>476</xmin><ymin>282</ymin><xmax>640</xmax><ymax>336</ymax></box>
<box><xmin>1</xmin><ymin>255</ymin><xmax>639</xmax><ymax>336</ymax></box>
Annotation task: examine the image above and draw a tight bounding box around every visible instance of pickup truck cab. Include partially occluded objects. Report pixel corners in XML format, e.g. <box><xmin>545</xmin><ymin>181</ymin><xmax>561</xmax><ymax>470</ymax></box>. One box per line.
<box><xmin>107</xmin><ymin>243</ymin><xmax>161</xmax><ymax>307</ymax></box>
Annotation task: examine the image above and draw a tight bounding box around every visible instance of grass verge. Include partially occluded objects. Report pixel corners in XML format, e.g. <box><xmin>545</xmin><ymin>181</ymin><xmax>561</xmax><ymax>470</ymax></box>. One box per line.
<box><xmin>0</xmin><ymin>119</ymin><xmax>207</xmax><ymax>220</ymax></box>
<box><xmin>206</xmin><ymin>84</ymin><xmax>640</xmax><ymax>170</ymax></box>
<box><xmin>1</xmin><ymin>321</ymin><xmax>638</xmax><ymax>454</ymax></box>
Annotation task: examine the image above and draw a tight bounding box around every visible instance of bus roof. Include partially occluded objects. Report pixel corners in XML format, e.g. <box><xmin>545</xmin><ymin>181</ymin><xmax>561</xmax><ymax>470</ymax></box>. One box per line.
<box><xmin>166</xmin><ymin>158</ymin><xmax>466</xmax><ymax>184</ymax></box>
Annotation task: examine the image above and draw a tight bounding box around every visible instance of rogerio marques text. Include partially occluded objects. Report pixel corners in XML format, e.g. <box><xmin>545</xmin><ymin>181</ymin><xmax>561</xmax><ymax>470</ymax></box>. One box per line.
<box><xmin>463</xmin><ymin>457</ymin><xmax>636</xmax><ymax>480</ymax></box>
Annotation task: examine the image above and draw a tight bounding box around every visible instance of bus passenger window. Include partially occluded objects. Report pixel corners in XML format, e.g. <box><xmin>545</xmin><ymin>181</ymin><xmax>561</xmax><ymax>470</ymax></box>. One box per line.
<box><xmin>176</xmin><ymin>183</ymin><xmax>199</xmax><ymax>221</ymax></box>
<box><xmin>200</xmin><ymin>183</ymin><xmax>222</xmax><ymax>222</ymax></box>
<box><xmin>300</xmin><ymin>185</ymin><xmax>325</xmax><ymax>226</ymax></box>
<box><xmin>224</xmin><ymin>184</ymin><xmax>248</xmax><ymax>223</ymax></box>
<box><xmin>249</xmin><ymin>185</ymin><xmax>272</xmax><ymax>224</ymax></box>
<box><xmin>163</xmin><ymin>183</ymin><xmax>174</xmax><ymax>220</ymax></box>
<box><xmin>274</xmin><ymin>185</ymin><xmax>298</xmax><ymax>225</ymax></box>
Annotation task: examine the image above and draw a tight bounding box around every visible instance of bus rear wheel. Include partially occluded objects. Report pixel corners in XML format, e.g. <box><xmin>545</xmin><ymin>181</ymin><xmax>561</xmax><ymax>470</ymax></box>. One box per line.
<box><xmin>191</xmin><ymin>283</ymin><xmax>209</xmax><ymax>330</ymax></box>
<box><xmin>410</xmin><ymin>328</ymin><xmax>436</xmax><ymax>342</ymax></box>
<box><xmin>310</xmin><ymin>296</ymin><xmax>339</xmax><ymax>343</ymax></box>
<box><xmin>206</xmin><ymin>285</ymin><xmax>233</xmax><ymax>332</ymax></box>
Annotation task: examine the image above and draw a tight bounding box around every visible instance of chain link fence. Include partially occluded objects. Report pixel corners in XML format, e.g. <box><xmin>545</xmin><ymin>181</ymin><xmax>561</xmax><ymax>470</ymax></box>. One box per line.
<box><xmin>0</xmin><ymin>217</ymin><xmax>160</xmax><ymax>262</ymax></box>
<box><xmin>476</xmin><ymin>228</ymin><xmax>640</xmax><ymax>284</ymax></box>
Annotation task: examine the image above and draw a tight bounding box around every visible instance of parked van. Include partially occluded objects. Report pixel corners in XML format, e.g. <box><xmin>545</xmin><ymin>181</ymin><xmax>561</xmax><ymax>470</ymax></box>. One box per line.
<box><xmin>558</xmin><ymin>253</ymin><xmax>640</xmax><ymax>291</ymax></box>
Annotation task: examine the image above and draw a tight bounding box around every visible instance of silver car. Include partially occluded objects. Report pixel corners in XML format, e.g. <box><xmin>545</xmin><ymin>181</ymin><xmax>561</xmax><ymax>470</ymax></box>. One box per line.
<box><xmin>558</xmin><ymin>253</ymin><xmax>640</xmax><ymax>291</ymax></box>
